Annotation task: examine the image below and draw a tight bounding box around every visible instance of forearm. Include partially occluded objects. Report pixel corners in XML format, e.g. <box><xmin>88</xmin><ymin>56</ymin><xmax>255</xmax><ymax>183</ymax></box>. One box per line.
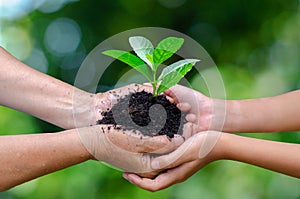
<box><xmin>220</xmin><ymin>133</ymin><xmax>300</xmax><ymax>178</ymax></box>
<box><xmin>0</xmin><ymin>47</ymin><xmax>97</xmax><ymax>129</ymax></box>
<box><xmin>222</xmin><ymin>90</ymin><xmax>300</xmax><ymax>132</ymax></box>
<box><xmin>0</xmin><ymin>129</ymin><xmax>91</xmax><ymax>191</ymax></box>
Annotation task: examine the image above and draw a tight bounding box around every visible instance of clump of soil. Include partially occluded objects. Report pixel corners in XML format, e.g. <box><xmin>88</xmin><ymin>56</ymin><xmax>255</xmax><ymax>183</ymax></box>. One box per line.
<box><xmin>97</xmin><ymin>91</ymin><xmax>186</xmax><ymax>138</ymax></box>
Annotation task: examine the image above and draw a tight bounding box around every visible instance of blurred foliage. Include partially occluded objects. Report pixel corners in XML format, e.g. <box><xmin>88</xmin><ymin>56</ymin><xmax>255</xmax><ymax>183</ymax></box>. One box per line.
<box><xmin>0</xmin><ymin>0</ymin><xmax>299</xmax><ymax>198</ymax></box>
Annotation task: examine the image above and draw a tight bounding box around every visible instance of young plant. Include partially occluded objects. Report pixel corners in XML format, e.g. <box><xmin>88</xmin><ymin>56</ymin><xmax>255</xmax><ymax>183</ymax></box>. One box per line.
<box><xmin>102</xmin><ymin>36</ymin><xmax>200</xmax><ymax>96</ymax></box>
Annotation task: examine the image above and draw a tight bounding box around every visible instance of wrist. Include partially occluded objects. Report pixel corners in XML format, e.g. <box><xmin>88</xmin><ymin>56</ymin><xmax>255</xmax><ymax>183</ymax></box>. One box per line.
<box><xmin>72</xmin><ymin>90</ymin><xmax>101</xmax><ymax>128</ymax></box>
<box><xmin>216</xmin><ymin>133</ymin><xmax>242</xmax><ymax>161</ymax></box>
<box><xmin>207</xmin><ymin>98</ymin><xmax>227</xmax><ymax>132</ymax></box>
<box><xmin>221</xmin><ymin>100</ymin><xmax>242</xmax><ymax>132</ymax></box>
<box><xmin>94</xmin><ymin>92</ymin><xmax>111</xmax><ymax>122</ymax></box>
<box><xmin>74</xmin><ymin>126</ymin><xmax>100</xmax><ymax>160</ymax></box>
<box><xmin>217</xmin><ymin>99</ymin><xmax>252</xmax><ymax>133</ymax></box>
<box><xmin>207</xmin><ymin>132</ymin><xmax>228</xmax><ymax>161</ymax></box>
<box><xmin>222</xmin><ymin>99</ymin><xmax>269</xmax><ymax>133</ymax></box>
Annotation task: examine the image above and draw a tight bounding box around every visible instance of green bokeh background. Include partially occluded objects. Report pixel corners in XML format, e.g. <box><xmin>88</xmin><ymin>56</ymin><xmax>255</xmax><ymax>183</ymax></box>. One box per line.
<box><xmin>0</xmin><ymin>0</ymin><xmax>300</xmax><ymax>198</ymax></box>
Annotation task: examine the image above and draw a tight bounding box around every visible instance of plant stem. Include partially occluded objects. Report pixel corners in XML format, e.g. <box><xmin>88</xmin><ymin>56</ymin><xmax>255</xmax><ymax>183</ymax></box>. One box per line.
<box><xmin>152</xmin><ymin>67</ymin><xmax>158</xmax><ymax>96</ymax></box>
<box><xmin>152</xmin><ymin>82</ymin><xmax>157</xmax><ymax>96</ymax></box>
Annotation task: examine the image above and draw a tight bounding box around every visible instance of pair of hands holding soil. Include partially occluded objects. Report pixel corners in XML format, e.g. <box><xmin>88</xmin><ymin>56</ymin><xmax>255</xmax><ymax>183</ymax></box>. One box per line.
<box><xmin>1</xmin><ymin>46</ymin><xmax>209</xmax><ymax>191</ymax></box>
<box><xmin>78</xmin><ymin>83</ymin><xmax>220</xmax><ymax>191</ymax></box>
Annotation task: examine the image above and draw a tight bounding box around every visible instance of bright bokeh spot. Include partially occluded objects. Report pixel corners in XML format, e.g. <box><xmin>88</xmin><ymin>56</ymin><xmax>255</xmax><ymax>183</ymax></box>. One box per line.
<box><xmin>44</xmin><ymin>18</ymin><xmax>82</xmax><ymax>56</ymax></box>
<box><xmin>0</xmin><ymin>0</ymin><xmax>77</xmax><ymax>19</ymax></box>
<box><xmin>0</xmin><ymin>0</ymin><xmax>44</xmax><ymax>19</ymax></box>
<box><xmin>1</xmin><ymin>25</ymin><xmax>32</xmax><ymax>60</ymax></box>
<box><xmin>24</xmin><ymin>48</ymin><xmax>49</xmax><ymax>73</ymax></box>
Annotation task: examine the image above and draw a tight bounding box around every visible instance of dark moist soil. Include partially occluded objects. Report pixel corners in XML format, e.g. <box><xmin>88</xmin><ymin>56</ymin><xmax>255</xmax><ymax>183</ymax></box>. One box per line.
<box><xmin>97</xmin><ymin>91</ymin><xmax>186</xmax><ymax>138</ymax></box>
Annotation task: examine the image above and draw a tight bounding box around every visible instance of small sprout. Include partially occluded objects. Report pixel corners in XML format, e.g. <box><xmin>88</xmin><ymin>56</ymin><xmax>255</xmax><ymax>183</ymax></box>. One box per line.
<box><xmin>102</xmin><ymin>36</ymin><xmax>200</xmax><ymax>96</ymax></box>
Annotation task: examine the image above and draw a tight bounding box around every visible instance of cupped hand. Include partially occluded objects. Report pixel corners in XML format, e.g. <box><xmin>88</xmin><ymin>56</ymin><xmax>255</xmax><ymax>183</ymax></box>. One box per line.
<box><xmin>164</xmin><ymin>85</ymin><xmax>226</xmax><ymax>132</ymax></box>
<box><xmin>123</xmin><ymin>131</ymin><xmax>223</xmax><ymax>192</ymax></box>
<box><xmin>77</xmin><ymin>125</ymin><xmax>185</xmax><ymax>176</ymax></box>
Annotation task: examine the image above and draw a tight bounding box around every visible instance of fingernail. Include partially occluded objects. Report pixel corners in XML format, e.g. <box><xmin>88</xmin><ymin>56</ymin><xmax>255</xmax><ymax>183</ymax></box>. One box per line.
<box><xmin>151</xmin><ymin>160</ymin><xmax>160</xmax><ymax>170</ymax></box>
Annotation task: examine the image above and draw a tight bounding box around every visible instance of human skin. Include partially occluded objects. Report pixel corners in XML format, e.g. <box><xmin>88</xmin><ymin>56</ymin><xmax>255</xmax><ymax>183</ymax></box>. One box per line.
<box><xmin>0</xmin><ymin>47</ymin><xmax>184</xmax><ymax>191</ymax></box>
<box><xmin>163</xmin><ymin>84</ymin><xmax>300</xmax><ymax>133</ymax></box>
<box><xmin>0</xmin><ymin>47</ymin><xmax>89</xmax><ymax>128</ymax></box>
<box><xmin>0</xmin><ymin>47</ymin><xmax>149</xmax><ymax>129</ymax></box>
<box><xmin>123</xmin><ymin>85</ymin><xmax>300</xmax><ymax>191</ymax></box>
<box><xmin>0</xmin><ymin>129</ymin><xmax>90</xmax><ymax>191</ymax></box>
<box><xmin>123</xmin><ymin>132</ymin><xmax>300</xmax><ymax>191</ymax></box>
<box><xmin>0</xmin><ymin>125</ymin><xmax>182</xmax><ymax>192</ymax></box>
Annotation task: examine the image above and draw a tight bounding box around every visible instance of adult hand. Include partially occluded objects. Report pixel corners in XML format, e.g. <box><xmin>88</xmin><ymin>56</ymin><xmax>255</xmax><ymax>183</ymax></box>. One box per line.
<box><xmin>123</xmin><ymin>131</ymin><xmax>223</xmax><ymax>191</ymax></box>
<box><xmin>73</xmin><ymin>83</ymin><xmax>151</xmax><ymax>128</ymax></box>
<box><xmin>77</xmin><ymin>125</ymin><xmax>185</xmax><ymax>176</ymax></box>
<box><xmin>164</xmin><ymin>85</ymin><xmax>226</xmax><ymax>132</ymax></box>
<box><xmin>95</xmin><ymin>84</ymin><xmax>151</xmax><ymax>122</ymax></box>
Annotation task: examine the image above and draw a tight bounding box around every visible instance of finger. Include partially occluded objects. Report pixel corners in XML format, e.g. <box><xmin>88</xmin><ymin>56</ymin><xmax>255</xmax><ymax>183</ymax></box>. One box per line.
<box><xmin>135</xmin><ymin>170</ymin><xmax>160</xmax><ymax>179</ymax></box>
<box><xmin>186</xmin><ymin>113</ymin><xmax>197</xmax><ymax>123</ymax></box>
<box><xmin>123</xmin><ymin>172</ymin><xmax>166</xmax><ymax>192</ymax></box>
<box><xmin>164</xmin><ymin>84</ymin><xmax>191</xmax><ymax>103</ymax></box>
<box><xmin>177</xmin><ymin>102</ymin><xmax>191</xmax><ymax>112</ymax></box>
<box><xmin>123</xmin><ymin>173</ymin><xmax>156</xmax><ymax>190</ymax></box>
<box><xmin>150</xmin><ymin>136</ymin><xmax>198</xmax><ymax>170</ymax></box>
<box><xmin>165</xmin><ymin>85</ymin><xmax>201</xmax><ymax>113</ymax></box>
<box><xmin>165</xmin><ymin>95</ymin><xmax>175</xmax><ymax>104</ymax></box>
<box><xmin>163</xmin><ymin>88</ymin><xmax>180</xmax><ymax>103</ymax></box>
<box><xmin>151</xmin><ymin>133</ymin><xmax>209</xmax><ymax>170</ymax></box>
<box><xmin>124</xmin><ymin>161</ymin><xmax>198</xmax><ymax>192</ymax></box>
<box><xmin>182</xmin><ymin>122</ymin><xmax>193</xmax><ymax>139</ymax></box>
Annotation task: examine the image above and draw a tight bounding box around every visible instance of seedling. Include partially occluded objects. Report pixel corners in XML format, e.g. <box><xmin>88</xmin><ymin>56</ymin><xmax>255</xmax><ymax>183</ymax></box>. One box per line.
<box><xmin>102</xmin><ymin>36</ymin><xmax>200</xmax><ymax>96</ymax></box>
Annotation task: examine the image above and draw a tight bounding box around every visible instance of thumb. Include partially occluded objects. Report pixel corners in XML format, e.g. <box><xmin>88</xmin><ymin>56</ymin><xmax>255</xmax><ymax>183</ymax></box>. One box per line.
<box><xmin>150</xmin><ymin>136</ymin><xmax>196</xmax><ymax>170</ymax></box>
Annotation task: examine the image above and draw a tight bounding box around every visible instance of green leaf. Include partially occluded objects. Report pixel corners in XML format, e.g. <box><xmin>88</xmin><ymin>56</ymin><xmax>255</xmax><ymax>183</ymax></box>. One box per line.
<box><xmin>158</xmin><ymin>59</ymin><xmax>200</xmax><ymax>81</ymax></box>
<box><xmin>146</xmin><ymin>54</ymin><xmax>153</xmax><ymax>64</ymax></box>
<box><xmin>129</xmin><ymin>36</ymin><xmax>154</xmax><ymax>69</ymax></box>
<box><xmin>102</xmin><ymin>49</ymin><xmax>151</xmax><ymax>81</ymax></box>
<box><xmin>153</xmin><ymin>37</ymin><xmax>184</xmax><ymax>71</ymax></box>
<box><xmin>156</xmin><ymin>62</ymin><xmax>195</xmax><ymax>95</ymax></box>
